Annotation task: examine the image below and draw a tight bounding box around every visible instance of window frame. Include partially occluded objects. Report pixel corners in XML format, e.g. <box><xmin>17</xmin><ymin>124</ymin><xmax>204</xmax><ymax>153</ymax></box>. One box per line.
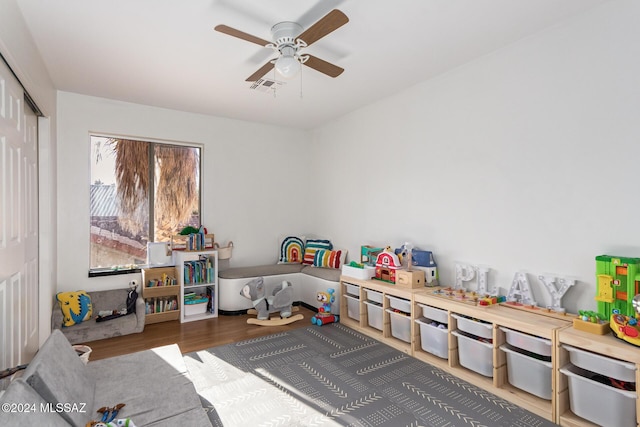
<box><xmin>88</xmin><ymin>133</ymin><xmax>203</xmax><ymax>277</ymax></box>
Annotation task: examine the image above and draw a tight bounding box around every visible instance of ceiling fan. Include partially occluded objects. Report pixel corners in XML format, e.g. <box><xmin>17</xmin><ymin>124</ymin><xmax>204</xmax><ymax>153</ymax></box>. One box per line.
<box><xmin>214</xmin><ymin>9</ymin><xmax>349</xmax><ymax>82</ymax></box>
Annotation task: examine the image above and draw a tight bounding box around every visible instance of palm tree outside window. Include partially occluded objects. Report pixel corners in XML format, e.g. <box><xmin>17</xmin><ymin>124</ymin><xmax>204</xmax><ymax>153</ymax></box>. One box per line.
<box><xmin>90</xmin><ymin>136</ymin><xmax>201</xmax><ymax>274</ymax></box>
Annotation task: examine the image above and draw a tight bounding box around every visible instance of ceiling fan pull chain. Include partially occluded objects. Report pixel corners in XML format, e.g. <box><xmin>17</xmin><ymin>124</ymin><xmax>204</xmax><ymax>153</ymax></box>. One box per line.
<box><xmin>273</xmin><ymin>67</ymin><xmax>278</xmax><ymax>98</ymax></box>
<box><xmin>300</xmin><ymin>66</ymin><xmax>303</xmax><ymax>99</ymax></box>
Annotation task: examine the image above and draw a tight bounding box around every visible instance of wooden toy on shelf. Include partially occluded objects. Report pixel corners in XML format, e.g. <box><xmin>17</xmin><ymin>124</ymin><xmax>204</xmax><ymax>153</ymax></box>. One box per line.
<box><xmin>572</xmin><ymin>310</ymin><xmax>609</xmax><ymax>334</ymax></box>
<box><xmin>426</xmin><ymin>286</ymin><xmax>504</xmax><ymax>307</ymax></box>
<box><xmin>395</xmin><ymin>269</ymin><xmax>426</xmax><ymax>289</ymax></box>
<box><xmin>395</xmin><ymin>244</ymin><xmax>439</xmax><ymax>286</ymax></box>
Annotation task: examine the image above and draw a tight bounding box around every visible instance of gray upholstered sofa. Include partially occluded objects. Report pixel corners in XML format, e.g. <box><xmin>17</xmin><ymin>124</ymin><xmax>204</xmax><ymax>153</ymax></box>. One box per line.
<box><xmin>218</xmin><ymin>264</ymin><xmax>342</xmax><ymax>314</ymax></box>
<box><xmin>0</xmin><ymin>329</ymin><xmax>211</xmax><ymax>426</ymax></box>
<box><xmin>52</xmin><ymin>288</ymin><xmax>145</xmax><ymax>344</ymax></box>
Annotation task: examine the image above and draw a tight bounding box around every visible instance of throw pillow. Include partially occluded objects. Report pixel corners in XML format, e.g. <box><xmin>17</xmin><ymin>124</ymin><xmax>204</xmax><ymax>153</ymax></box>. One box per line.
<box><xmin>313</xmin><ymin>249</ymin><xmax>347</xmax><ymax>269</ymax></box>
<box><xmin>56</xmin><ymin>291</ymin><xmax>93</xmax><ymax>327</ymax></box>
<box><xmin>278</xmin><ymin>235</ymin><xmax>305</xmax><ymax>264</ymax></box>
<box><xmin>303</xmin><ymin>239</ymin><xmax>333</xmax><ymax>265</ymax></box>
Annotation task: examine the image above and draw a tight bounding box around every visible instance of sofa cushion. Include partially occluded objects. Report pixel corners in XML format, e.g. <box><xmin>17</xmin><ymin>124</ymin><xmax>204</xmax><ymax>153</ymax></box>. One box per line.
<box><xmin>219</xmin><ymin>263</ymin><xmax>304</xmax><ymax>279</ymax></box>
<box><xmin>301</xmin><ymin>265</ymin><xmax>342</xmax><ymax>282</ymax></box>
<box><xmin>302</xmin><ymin>239</ymin><xmax>333</xmax><ymax>265</ymax></box>
<box><xmin>88</xmin><ymin>344</ymin><xmax>210</xmax><ymax>426</ymax></box>
<box><xmin>313</xmin><ymin>248</ymin><xmax>347</xmax><ymax>269</ymax></box>
<box><xmin>56</xmin><ymin>290</ymin><xmax>93</xmax><ymax>326</ymax></box>
<box><xmin>23</xmin><ymin>329</ymin><xmax>95</xmax><ymax>427</ymax></box>
<box><xmin>277</xmin><ymin>235</ymin><xmax>305</xmax><ymax>264</ymax></box>
<box><xmin>0</xmin><ymin>378</ymin><xmax>70</xmax><ymax>426</ymax></box>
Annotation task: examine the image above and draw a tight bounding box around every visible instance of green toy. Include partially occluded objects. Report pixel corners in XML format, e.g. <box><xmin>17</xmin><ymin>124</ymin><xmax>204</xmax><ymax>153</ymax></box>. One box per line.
<box><xmin>595</xmin><ymin>255</ymin><xmax>640</xmax><ymax>317</ymax></box>
<box><xmin>578</xmin><ymin>310</ymin><xmax>606</xmax><ymax>323</ymax></box>
<box><xmin>179</xmin><ymin>226</ymin><xmax>200</xmax><ymax>235</ymax></box>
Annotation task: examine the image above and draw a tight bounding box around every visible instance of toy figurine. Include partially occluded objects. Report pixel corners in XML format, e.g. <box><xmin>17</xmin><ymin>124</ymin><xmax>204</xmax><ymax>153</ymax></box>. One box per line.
<box><xmin>85</xmin><ymin>404</ymin><xmax>133</xmax><ymax>427</ymax></box>
<box><xmin>240</xmin><ymin>277</ymin><xmax>303</xmax><ymax>326</ymax></box>
<box><xmin>312</xmin><ymin>288</ymin><xmax>339</xmax><ymax>326</ymax></box>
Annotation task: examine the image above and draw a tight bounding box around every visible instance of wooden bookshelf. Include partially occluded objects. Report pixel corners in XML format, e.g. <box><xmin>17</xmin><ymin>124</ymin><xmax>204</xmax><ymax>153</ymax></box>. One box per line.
<box><xmin>170</xmin><ymin>233</ymin><xmax>214</xmax><ymax>251</ymax></box>
<box><xmin>141</xmin><ymin>266</ymin><xmax>180</xmax><ymax>324</ymax></box>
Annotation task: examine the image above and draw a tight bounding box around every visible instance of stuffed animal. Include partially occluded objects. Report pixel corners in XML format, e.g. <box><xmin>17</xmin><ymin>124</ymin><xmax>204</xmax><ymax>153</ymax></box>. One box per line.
<box><xmin>240</xmin><ymin>277</ymin><xmax>293</xmax><ymax>320</ymax></box>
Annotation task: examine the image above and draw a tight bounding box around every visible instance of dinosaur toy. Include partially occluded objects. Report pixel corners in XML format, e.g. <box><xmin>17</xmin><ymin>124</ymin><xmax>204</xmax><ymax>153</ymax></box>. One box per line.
<box><xmin>239</xmin><ymin>277</ymin><xmax>303</xmax><ymax>326</ymax></box>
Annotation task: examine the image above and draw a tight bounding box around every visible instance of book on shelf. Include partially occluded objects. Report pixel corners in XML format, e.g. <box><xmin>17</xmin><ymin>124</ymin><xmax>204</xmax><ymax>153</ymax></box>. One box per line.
<box><xmin>183</xmin><ymin>256</ymin><xmax>215</xmax><ymax>285</ymax></box>
<box><xmin>146</xmin><ymin>273</ymin><xmax>177</xmax><ymax>288</ymax></box>
<box><xmin>171</xmin><ymin>233</ymin><xmax>214</xmax><ymax>251</ymax></box>
<box><xmin>207</xmin><ymin>286</ymin><xmax>215</xmax><ymax>313</ymax></box>
<box><xmin>145</xmin><ymin>297</ymin><xmax>178</xmax><ymax>314</ymax></box>
<box><xmin>184</xmin><ymin>293</ymin><xmax>209</xmax><ymax>305</ymax></box>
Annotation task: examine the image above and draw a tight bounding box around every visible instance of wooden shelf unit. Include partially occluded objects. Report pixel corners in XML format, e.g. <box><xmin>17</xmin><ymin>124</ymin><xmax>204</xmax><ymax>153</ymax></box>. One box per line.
<box><xmin>175</xmin><ymin>249</ymin><xmax>218</xmax><ymax>323</ymax></box>
<box><xmin>339</xmin><ymin>276</ymin><xmax>573</xmax><ymax>423</ymax></box>
<box><xmin>170</xmin><ymin>233</ymin><xmax>214</xmax><ymax>252</ymax></box>
<box><xmin>141</xmin><ymin>266</ymin><xmax>180</xmax><ymax>324</ymax></box>
<box><xmin>556</xmin><ymin>326</ymin><xmax>640</xmax><ymax>427</ymax></box>
<box><xmin>340</xmin><ymin>276</ymin><xmax>425</xmax><ymax>355</ymax></box>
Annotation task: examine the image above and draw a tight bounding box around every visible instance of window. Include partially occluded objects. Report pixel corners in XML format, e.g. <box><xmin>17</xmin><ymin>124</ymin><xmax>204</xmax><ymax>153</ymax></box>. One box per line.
<box><xmin>90</xmin><ymin>136</ymin><xmax>201</xmax><ymax>274</ymax></box>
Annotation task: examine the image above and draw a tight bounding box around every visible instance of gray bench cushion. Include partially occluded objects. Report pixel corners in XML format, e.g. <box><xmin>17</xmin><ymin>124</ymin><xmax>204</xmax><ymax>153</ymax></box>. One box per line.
<box><xmin>0</xmin><ymin>379</ymin><xmax>69</xmax><ymax>426</ymax></box>
<box><xmin>219</xmin><ymin>264</ymin><xmax>341</xmax><ymax>282</ymax></box>
<box><xmin>219</xmin><ymin>263</ymin><xmax>304</xmax><ymax>279</ymax></box>
<box><xmin>301</xmin><ymin>265</ymin><xmax>341</xmax><ymax>282</ymax></box>
<box><xmin>23</xmin><ymin>329</ymin><xmax>95</xmax><ymax>426</ymax></box>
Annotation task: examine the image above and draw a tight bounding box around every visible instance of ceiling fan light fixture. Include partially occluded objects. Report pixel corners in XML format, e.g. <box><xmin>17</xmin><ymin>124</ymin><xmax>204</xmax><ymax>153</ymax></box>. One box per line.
<box><xmin>274</xmin><ymin>46</ymin><xmax>301</xmax><ymax>78</ymax></box>
<box><xmin>215</xmin><ymin>9</ymin><xmax>348</xmax><ymax>82</ymax></box>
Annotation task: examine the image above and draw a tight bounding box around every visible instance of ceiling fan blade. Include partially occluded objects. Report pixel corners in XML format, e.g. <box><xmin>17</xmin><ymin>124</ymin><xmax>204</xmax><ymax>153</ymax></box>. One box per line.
<box><xmin>246</xmin><ymin>61</ymin><xmax>275</xmax><ymax>82</ymax></box>
<box><xmin>303</xmin><ymin>55</ymin><xmax>344</xmax><ymax>78</ymax></box>
<box><xmin>214</xmin><ymin>24</ymin><xmax>271</xmax><ymax>47</ymax></box>
<box><xmin>296</xmin><ymin>9</ymin><xmax>349</xmax><ymax>47</ymax></box>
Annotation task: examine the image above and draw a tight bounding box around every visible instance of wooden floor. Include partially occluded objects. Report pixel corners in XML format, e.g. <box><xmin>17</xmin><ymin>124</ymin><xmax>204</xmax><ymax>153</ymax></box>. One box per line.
<box><xmin>86</xmin><ymin>306</ymin><xmax>317</xmax><ymax>361</ymax></box>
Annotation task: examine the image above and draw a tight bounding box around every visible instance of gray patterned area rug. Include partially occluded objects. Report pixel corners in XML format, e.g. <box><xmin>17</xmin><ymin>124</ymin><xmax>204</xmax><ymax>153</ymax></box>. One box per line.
<box><xmin>184</xmin><ymin>323</ymin><xmax>558</xmax><ymax>427</ymax></box>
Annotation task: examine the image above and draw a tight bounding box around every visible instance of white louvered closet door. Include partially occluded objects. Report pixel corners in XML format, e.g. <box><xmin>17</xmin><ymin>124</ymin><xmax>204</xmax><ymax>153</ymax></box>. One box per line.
<box><xmin>0</xmin><ymin>58</ymin><xmax>39</xmax><ymax>385</ymax></box>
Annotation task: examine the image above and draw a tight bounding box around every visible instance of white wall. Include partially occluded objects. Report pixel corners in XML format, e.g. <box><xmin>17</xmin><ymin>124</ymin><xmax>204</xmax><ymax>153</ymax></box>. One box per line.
<box><xmin>311</xmin><ymin>0</ymin><xmax>640</xmax><ymax>313</ymax></box>
<box><xmin>34</xmin><ymin>0</ymin><xmax>640</xmax><ymax>315</ymax></box>
<box><xmin>0</xmin><ymin>0</ymin><xmax>58</xmax><ymax>344</ymax></box>
<box><xmin>57</xmin><ymin>92</ymin><xmax>310</xmax><ymax>292</ymax></box>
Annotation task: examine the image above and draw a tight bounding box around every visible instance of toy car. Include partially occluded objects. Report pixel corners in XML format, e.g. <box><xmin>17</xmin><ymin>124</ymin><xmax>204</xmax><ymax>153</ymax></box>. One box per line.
<box><xmin>311</xmin><ymin>308</ymin><xmax>339</xmax><ymax>326</ymax></box>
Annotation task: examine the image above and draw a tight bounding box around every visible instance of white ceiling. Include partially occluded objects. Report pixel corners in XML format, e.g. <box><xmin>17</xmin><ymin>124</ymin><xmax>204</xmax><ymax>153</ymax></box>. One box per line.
<box><xmin>16</xmin><ymin>0</ymin><xmax>607</xmax><ymax>130</ymax></box>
